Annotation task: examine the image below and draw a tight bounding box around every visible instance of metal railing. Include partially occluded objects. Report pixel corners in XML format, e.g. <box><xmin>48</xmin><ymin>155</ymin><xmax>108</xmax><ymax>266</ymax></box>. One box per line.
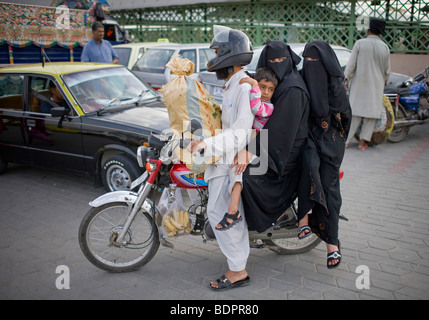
<box><xmin>112</xmin><ymin>0</ymin><xmax>429</xmax><ymax>53</ymax></box>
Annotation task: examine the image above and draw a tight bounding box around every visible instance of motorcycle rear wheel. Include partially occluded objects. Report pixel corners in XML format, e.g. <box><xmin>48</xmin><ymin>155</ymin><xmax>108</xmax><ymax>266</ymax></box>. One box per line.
<box><xmin>78</xmin><ymin>202</ymin><xmax>160</xmax><ymax>272</ymax></box>
<box><xmin>266</xmin><ymin>233</ymin><xmax>322</xmax><ymax>255</ymax></box>
<box><xmin>388</xmin><ymin>105</ymin><xmax>410</xmax><ymax>143</ymax></box>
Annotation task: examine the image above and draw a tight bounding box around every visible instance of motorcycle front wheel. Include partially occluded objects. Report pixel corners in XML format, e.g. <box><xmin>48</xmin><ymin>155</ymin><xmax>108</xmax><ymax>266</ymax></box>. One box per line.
<box><xmin>78</xmin><ymin>202</ymin><xmax>160</xmax><ymax>272</ymax></box>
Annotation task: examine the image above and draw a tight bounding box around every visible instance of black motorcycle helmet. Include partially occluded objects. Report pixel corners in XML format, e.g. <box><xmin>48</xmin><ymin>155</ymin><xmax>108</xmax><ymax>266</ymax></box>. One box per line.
<box><xmin>207</xmin><ymin>26</ymin><xmax>253</xmax><ymax>73</ymax></box>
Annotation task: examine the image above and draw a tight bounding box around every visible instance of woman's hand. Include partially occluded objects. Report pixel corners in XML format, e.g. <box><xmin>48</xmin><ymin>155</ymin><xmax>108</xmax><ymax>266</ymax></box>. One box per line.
<box><xmin>230</xmin><ymin>149</ymin><xmax>252</xmax><ymax>174</ymax></box>
<box><xmin>187</xmin><ymin>140</ymin><xmax>207</xmax><ymax>156</ymax></box>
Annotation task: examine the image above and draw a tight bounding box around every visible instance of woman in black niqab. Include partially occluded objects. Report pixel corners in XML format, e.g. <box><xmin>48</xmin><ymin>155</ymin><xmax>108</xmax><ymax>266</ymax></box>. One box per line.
<box><xmin>298</xmin><ymin>40</ymin><xmax>351</xmax><ymax>269</ymax></box>
<box><xmin>241</xmin><ymin>41</ymin><xmax>310</xmax><ymax>232</ymax></box>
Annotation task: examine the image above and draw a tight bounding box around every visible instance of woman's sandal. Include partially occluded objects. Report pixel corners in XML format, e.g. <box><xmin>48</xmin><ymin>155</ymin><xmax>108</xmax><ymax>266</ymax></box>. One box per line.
<box><xmin>209</xmin><ymin>274</ymin><xmax>250</xmax><ymax>291</ymax></box>
<box><xmin>297</xmin><ymin>225</ymin><xmax>312</xmax><ymax>240</ymax></box>
<box><xmin>327</xmin><ymin>240</ymin><xmax>342</xmax><ymax>269</ymax></box>
<box><xmin>215</xmin><ymin>211</ymin><xmax>242</xmax><ymax>231</ymax></box>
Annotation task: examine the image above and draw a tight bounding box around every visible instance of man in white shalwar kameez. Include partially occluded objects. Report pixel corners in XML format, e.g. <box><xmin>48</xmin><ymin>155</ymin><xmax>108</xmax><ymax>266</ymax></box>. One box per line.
<box><xmin>188</xmin><ymin>26</ymin><xmax>254</xmax><ymax>291</ymax></box>
<box><xmin>344</xmin><ymin>17</ymin><xmax>390</xmax><ymax>150</ymax></box>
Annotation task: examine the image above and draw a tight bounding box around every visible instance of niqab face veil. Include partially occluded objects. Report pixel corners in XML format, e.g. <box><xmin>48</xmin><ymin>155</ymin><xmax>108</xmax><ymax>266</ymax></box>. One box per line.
<box><xmin>301</xmin><ymin>40</ymin><xmax>349</xmax><ymax>117</ymax></box>
<box><xmin>256</xmin><ymin>41</ymin><xmax>307</xmax><ymax>104</ymax></box>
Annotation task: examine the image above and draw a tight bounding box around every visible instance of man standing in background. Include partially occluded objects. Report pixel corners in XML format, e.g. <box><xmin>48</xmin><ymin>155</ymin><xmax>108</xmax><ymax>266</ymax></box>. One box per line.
<box><xmin>344</xmin><ymin>17</ymin><xmax>390</xmax><ymax>150</ymax></box>
<box><xmin>81</xmin><ymin>22</ymin><xmax>119</xmax><ymax>64</ymax></box>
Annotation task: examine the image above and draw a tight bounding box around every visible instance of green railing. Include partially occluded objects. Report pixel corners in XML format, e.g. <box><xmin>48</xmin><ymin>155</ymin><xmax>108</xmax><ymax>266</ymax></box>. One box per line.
<box><xmin>111</xmin><ymin>0</ymin><xmax>429</xmax><ymax>53</ymax></box>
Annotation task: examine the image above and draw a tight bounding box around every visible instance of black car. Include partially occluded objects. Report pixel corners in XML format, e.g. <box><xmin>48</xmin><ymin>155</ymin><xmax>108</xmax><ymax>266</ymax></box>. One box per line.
<box><xmin>0</xmin><ymin>63</ymin><xmax>170</xmax><ymax>191</ymax></box>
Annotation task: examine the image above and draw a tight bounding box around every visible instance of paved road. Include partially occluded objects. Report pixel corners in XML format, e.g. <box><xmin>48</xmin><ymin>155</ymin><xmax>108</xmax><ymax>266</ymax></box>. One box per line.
<box><xmin>1</xmin><ymin>122</ymin><xmax>429</xmax><ymax>301</ymax></box>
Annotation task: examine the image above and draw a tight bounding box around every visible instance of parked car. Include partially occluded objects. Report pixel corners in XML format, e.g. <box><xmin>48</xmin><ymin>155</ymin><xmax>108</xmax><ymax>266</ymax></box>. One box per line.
<box><xmin>131</xmin><ymin>43</ymin><xmax>216</xmax><ymax>90</ymax></box>
<box><xmin>0</xmin><ymin>62</ymin><xmax>170</xmax><ymax>191</ymax></box>
<box><xmin>113</xmin><ymin>41</ymin><xmax>177</xmax><ymax>69</ymax></box>
<box><xmin>200</xmin><ymin>43</ymin><xmax>411</xmax><ymax>103</ymax></box>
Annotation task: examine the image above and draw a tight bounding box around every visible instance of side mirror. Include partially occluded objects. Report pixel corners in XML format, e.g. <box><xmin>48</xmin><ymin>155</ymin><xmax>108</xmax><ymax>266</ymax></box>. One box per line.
<box><xmin>51</xmin><ymin>107</ymin><xmax>70</xmax><ymax>129</ymax></box>
<box><xmin>50</xmin><ymin>107</ymin><xmax>68</xmax><ymax>118</ymax></box>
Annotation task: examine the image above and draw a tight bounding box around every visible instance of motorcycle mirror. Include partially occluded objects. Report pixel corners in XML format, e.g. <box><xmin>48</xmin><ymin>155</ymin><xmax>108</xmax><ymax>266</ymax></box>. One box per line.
<box><xmin>188</xmin><ymin>119</ymin><xmax>203</xmax><ymax>135</ymax></box>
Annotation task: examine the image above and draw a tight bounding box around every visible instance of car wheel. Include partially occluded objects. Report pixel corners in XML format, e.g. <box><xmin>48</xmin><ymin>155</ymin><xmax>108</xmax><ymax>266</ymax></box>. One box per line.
<box><xmin>101</xmin><ymin>154</ymin><xmax>141</xmax><ymax>192</ymax></box>
<box><xmin>0</xmin><ymin>156</ymin><xmax>7</xmax><ymax>174</ymax></box>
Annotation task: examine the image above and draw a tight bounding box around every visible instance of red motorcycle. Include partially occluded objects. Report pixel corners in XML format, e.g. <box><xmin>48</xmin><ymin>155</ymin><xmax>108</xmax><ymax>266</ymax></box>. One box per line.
<box><xmin>79</xmin><ymin>121</ymin><xmax>334</xmax><ymax>273</ymax></box>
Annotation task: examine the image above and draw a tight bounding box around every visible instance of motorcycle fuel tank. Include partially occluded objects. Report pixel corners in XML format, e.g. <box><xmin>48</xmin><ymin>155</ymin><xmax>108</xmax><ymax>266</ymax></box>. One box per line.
<box><xmin>170</xmin><ymin>164</ymin><xmax>208</xmax><ymax>189</ymax></box>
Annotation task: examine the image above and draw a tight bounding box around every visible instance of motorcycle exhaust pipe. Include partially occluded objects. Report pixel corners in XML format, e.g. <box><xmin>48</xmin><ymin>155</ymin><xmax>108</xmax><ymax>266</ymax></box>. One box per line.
<box><xmin>394</xmin><ymin>119</ymin><xmax>428</xmax><ymax>128</ymax></box>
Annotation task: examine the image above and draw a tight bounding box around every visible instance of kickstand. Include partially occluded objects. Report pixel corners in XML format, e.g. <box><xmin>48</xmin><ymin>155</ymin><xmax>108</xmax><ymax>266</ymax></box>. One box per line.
<box><xmin>339</xmin><ymin>214</ymin><xmax>349</xmax><ymax>221</ymax></box>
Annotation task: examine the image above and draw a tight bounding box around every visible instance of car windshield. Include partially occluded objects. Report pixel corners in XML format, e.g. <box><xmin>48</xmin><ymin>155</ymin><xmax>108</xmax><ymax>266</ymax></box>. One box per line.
<box><xmin>132</xmin><ymin>48</ymin><xmax>175</xmax><ymax>73</ymax></box>
<box><xmin>62</xmin><ymin>67</ymin><xmax>157</xmax><ymax>113</ymax></box>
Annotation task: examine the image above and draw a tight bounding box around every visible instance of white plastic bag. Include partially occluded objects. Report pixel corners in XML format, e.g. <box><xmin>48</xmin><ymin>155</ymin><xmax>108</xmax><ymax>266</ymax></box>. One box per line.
<box><xmin>157</xmin><ymin>185</ymin><xmax>191</xmax><ymax>238</ymax></box>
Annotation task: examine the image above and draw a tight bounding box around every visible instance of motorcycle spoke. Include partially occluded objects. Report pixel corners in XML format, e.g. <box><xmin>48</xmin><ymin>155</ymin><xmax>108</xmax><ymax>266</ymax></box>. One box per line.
<box><xmin>84</xmin><ymin>204</ymin><xmax>158</xmax><ymax>269</ymax></box>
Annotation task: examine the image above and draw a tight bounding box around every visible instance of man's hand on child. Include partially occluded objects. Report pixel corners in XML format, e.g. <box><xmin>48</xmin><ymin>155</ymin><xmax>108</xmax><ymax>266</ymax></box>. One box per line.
<box><xmin>230</xmin><ymin>149</ymin><xmax>252</xmax><ymax>174</ymax></box>
<box><xmin>187</xmin><ymin>140</ymin><xmax>207</xmax><ymax>156</ymax></box>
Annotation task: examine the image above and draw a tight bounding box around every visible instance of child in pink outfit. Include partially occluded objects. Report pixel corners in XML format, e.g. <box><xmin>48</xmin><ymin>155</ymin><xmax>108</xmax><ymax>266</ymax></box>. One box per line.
<box><xmin>249</xmin><ymin>83</ymin><xmax>275</xmax><ymax>132</ymax></box>
<box><xmin>215</xmin><ymin>67</ymin><xmax>278</xmax><ymax>231</ymax></box>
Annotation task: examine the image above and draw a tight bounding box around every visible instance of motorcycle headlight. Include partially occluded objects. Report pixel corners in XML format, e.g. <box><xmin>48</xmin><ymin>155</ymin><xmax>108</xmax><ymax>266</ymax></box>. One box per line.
<box><xmin>137</xmin><ymin>146</ymin><xmax>157</xmax><ymax>167</ymax></box>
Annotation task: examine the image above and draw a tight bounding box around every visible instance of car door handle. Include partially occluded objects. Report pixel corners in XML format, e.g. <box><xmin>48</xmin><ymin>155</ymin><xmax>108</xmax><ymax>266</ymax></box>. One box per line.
<box><xmin>26</xmin><ymin>119</ymin><xmax>36</xmax><ymax>127</ymax></box>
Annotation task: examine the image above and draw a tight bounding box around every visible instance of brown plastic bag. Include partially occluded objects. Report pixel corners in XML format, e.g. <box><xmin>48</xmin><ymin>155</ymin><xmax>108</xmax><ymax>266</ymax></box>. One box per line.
<box><xmin>161</xmin><ymin>54</ymin><xmax>222</xmax><ymax>173</ymax></box>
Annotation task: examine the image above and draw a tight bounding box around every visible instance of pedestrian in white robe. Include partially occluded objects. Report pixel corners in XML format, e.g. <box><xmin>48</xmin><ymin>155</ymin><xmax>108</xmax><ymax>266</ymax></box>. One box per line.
<box><xmin>344</xmin><ymin>17</ymin><xmax>390</xmax><ymax>150</ymax></box>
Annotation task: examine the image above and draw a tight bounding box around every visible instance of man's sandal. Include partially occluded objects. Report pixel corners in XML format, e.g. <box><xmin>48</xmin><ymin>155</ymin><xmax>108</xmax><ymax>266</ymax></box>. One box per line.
<box><xmin>327</xmin><ymin>240</ymin><xmax>342</xmax><ymax>269</ymax></box>
<box><xmin>297</xmin><ymin>225</ymin><xmax>312</xmax><ymax>240</ymax></box>
<box><xmin>215</xmin><ymin>211</ymin><xmax>242</xmax><ymax>231</ymax></box>
<box><xmin>210</xmin><ymin>274</ymin><xmax>250</xmax><ymax>291</ymax></box>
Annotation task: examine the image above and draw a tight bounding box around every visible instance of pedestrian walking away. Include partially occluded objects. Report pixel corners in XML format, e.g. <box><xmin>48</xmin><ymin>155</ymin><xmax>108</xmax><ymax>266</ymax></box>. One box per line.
<box><xmin>344</xmin><ymin>17</ymin><xmax>390</xmax><ymax>151</ymax></box>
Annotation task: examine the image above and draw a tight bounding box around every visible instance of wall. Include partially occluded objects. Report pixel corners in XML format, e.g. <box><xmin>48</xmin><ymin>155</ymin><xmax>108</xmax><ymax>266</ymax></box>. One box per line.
<box><xmin>390</xmin><ymin>54</ymin><xmax>429</xmax><ymax>77</ymax></box>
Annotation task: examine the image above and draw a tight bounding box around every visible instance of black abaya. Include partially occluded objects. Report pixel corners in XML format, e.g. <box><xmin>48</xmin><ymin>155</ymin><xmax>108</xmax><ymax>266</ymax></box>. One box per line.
<box><xmin>241</xmin><ymin>41</ymin><xmax>310</xmax><ymax>232</ymax></box>
<box><xmin>297</xmin><ymin>40</ymin><xmax>352</xmax><ymax>245</ymax></box>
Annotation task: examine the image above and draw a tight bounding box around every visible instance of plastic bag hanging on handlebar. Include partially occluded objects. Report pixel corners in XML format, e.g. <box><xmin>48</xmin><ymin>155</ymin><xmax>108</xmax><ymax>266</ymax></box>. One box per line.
<box><xmin>157</xmin><ymin>186</ymin><xmax>191</xmax><ymax>238</ymax></box>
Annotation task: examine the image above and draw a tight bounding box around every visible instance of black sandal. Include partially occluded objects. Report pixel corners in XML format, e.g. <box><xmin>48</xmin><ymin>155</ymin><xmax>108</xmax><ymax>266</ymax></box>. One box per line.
<box><xmin>327</xmin><ymin>240</ymin><xmax>342</xmax><ymax>269</ymax></box>
<box><xmin>297</xmin><ymin>225</ymin><xmax>312</xmax><ymax>240</ymax></box>
<box><xmin>215</xmin><ymin>211</ymin><xmax>242</xmax><ymax>231</ymax></box>
<box><xmin>210</xmin><ymin>274</ymin><xmax>250</xmax><ymax>291</ymax></box>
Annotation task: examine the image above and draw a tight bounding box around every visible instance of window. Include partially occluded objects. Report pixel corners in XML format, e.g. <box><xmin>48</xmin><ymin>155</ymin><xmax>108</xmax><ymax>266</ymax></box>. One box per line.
<box><xmin>178</xmin><ymin>49</ymin><xmax>196</xmax><ymax>66</ymax></box>
<box><xmin>29</xmin><ymin>76</ymin><xmax>70</xmax><ymax>114</ymax></box>
<box><xmin>29</xmin><ymin>76</ymin><xmax>51</xmax><ymax>113</ymax></box>
<box><xmin>199</xmin><ymin>48</ymin><xmax>216</xmax><ymax>72</ymax></box>
<box><xmin>104</xmin><ymin>25</ymin><xmax>116</xmax><ymax>42</ymax></box>
<box><xmin>132</xmin><ymin>48</ymin><xmax>175</xmax><ymax>73</ymax></box>
<box><xmin>0</xmin><ymin>75</ymin><xmax>24</xmax><ymax>110</ymax></box>
<box><xmin>115</xmin><ymin>47</ymin><xmax>131</xmax><ymax>67</ymax></box>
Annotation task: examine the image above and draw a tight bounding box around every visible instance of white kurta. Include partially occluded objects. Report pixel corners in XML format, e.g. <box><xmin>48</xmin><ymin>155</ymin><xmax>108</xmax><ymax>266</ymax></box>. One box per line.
<box><xmin>202</xmin><ymin>70</ymin><xmax>254</xmax><ymax>271</ymax></box>
<box><xmin>344</xmin><ymin>35</ymin><xmax>390</xmax><ymax>119</ymax></box>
